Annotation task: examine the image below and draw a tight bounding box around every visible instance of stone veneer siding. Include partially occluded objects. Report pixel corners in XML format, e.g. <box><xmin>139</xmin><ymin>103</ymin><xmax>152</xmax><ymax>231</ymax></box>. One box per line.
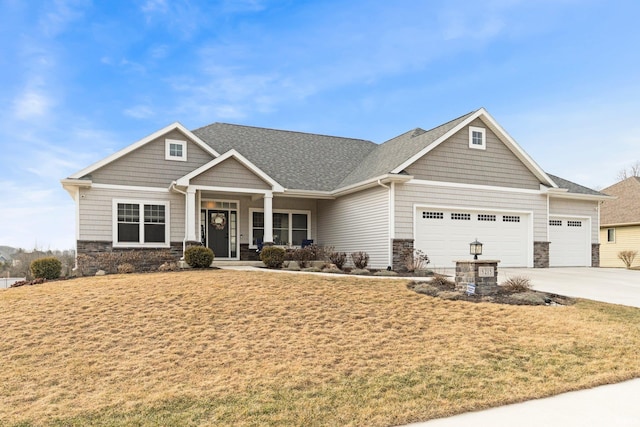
<box><xmin>591</xmin><ymin>243</ymin><xmax>600</xmax><ymax>267</ymax></box>
<box><xmin>392</xmin><ymin>239</ymin><xmax>414</xmax><ymax>271</ymax></box>
<box><xmin>533</xmin><ymin>241</ymin><xmax>550</xmax><ymax>268</ymax></box>
<box><xmin>76</xmin><ymin>240</ymin><xmax>183</xmax><ymax>275</ymax></box>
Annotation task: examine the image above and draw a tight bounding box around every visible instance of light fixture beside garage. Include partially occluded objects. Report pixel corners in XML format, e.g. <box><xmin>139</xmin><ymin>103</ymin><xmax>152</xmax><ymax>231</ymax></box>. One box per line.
<box><xmin>470</xmin><ymin>238</ymin><xmax>483</xmax><ymax>260</ymax></box>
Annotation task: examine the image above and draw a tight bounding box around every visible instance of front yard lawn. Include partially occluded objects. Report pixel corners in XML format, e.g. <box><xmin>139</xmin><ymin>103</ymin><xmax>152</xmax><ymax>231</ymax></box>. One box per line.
<box><xmin>1</xmin><ymin>270</ymin><xmax>639</xmax><ymax>426</ymax></box>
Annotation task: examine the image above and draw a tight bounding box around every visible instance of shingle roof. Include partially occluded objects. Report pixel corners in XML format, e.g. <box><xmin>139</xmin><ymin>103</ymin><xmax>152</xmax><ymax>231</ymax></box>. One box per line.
<box><xmin>337</xmin><ymin>110</ymin><xmax>478</xmax><ymax>188</ymax></box>
<box><xmin>600</xmin><ymin>177</ymin><xmax>640</xmax><ymax>225</ymax></box>
<box><xmin>547</xmin><ymin>174</ymin><xmax>606</xmax><ymax>196</ymax></box>
<box><xmin>192</xmin><ymin>123</ymin><xmax>376</xmax><ymax>191</ymax></box>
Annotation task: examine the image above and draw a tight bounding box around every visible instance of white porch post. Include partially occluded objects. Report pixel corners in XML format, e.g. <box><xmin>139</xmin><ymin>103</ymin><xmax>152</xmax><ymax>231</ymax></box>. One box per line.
<box><xmin>186</xmin><ymin>187</ymin><xmax>197</xmax><ymax>242</ymax></box>
<box><xmin>263</xmin><ymin>192</ymin><xmax>274</xmax><ymax>243</ymax></box>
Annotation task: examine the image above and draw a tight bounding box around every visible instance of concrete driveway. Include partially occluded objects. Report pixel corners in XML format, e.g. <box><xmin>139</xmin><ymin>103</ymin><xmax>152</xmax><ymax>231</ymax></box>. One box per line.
<box><xmin>404</xmin><ymin>267</ymin><xmax>640</xmax><ymax>427</ymax></box>
<box><xmin>499</xmin><ymin>267</ymin><xmax>640</xmax><ymax>308</ymax></box>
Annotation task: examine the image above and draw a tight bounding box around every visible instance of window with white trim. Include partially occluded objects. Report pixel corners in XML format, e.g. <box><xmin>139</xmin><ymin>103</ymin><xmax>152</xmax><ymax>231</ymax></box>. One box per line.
<box><xmin>607</xmin><ymin>228</ymin><xmax>615</xmax><ymax>242</ymax></box>
<box><xmin>250</xmin><ymin>209</ymin><xmax>310</xmax><ymax>247</ymax></box>
<box><xmin>165</xmin><ymin>139</ymin><xmax>186</xmax><ymax>161</ymax></box>
<box><xmin>114</xmin><ymin>200</ymin><xmax>169</xmax><ymax>247</ymax></box>
<box><xmin>469</xmin><ymin>126</ymin><xmax>486</xmax><ymax>150</ymax></box>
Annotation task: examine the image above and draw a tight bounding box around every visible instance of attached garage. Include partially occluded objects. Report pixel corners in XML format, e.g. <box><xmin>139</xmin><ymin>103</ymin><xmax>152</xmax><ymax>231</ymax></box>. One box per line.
<box><xmin>549</xmin><ymin>216</ymin><xmax>591</xmax><ymax>266</ymax></box>
<box><xmin>414</xmin><ymin>207</ymin><xmax>532</xmax><ymax>268</ymax></box>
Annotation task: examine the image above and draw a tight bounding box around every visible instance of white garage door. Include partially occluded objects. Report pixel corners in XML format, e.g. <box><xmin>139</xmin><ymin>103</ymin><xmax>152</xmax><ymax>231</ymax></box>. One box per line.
<box><xmin>415</xmin><ymin>207</ymin><xmax>530</xmax><ymax>268</ymax></box>
<box><xmin>549</xmin><ymin>217</ymin><xmax>590</xmax><ymax>267</ymax></box>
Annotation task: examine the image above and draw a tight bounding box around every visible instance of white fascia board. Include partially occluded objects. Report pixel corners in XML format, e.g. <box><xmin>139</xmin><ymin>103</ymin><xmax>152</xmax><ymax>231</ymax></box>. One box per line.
<box><xmin>69</xmin><ymin>122</ymin><xmax>219</xmax><ymax>179</ymax></box>
<box><xmin>280</xmin><ymin>190</ymin><xmax>335</xmax><ymax>199</ymax></box>
<box><xmin>391</xmin><ymin>108</ymin><xmax>558</xmax><ymax>189</ymax></box>
<box><xmin>176</xmin><ymin>149</ymin><xmax>284</xmax><ymax>192</ymax></box>
<box><xmin>331</xmin><ymin>174</ymin><xmax>412</xmax><ymax>197</ymax></box>
<box><xmin>391</xmin><ymin>109</ymin><xmax>484</xmax><ymax>174</ymax></box>
<box><xmin>60</xmin><ymin>178</ymin><xmax>92</xmax><ymax>199</ymax></box>
<box><xmin>548</xmin><ymin>192</ymin><xmax>615</xmax><ymax>201</ymax></box>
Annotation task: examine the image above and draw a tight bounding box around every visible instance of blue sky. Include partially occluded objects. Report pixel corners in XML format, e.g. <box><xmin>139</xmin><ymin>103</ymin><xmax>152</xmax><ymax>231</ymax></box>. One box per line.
<box><xmin>1</xmin><ymin>0</ymin><xmax>639</xmax><ymax>250</ymax></box>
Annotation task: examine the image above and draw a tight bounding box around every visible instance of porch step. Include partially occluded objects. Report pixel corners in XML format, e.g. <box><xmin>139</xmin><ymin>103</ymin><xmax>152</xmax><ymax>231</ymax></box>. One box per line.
<box><xmin>211</xmin><ymin>260</ymin><xmax>264</xmax><ymax>267</ymax></box>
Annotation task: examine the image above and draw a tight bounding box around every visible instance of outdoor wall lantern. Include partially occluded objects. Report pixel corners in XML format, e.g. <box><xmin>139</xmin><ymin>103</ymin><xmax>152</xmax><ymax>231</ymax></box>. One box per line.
<box><xmin>470</xmin><ymin>238</ymin><xmax>483</xmax><ymax>260</ymax></box>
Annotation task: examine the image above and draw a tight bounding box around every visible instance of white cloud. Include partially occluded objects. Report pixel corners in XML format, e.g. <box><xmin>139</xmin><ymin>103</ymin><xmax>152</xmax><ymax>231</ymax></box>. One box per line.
<box><xmin>12</xmin><ymin>89</ymin><xmax>53</xmax><ymax>119</ymax></box>
<box><xmin>39</xmin><ymin>0</ymin><xmax>89</xmax><ymax>37</ymax></box>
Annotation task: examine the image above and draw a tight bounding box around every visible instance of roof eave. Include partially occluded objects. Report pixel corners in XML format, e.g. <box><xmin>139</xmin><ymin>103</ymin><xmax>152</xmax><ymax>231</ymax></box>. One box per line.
<box><xmin>332</xmin><ymin>174</ymin><xmax>412</xmax><ymax>197</ymax></box>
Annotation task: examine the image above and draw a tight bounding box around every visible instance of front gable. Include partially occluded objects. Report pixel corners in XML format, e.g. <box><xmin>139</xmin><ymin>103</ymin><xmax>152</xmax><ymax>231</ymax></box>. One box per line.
<box><xmin>70</xmin><ymin>122</ymin><xmax>219</xmax><ymax>188</ymax></box>
<box><xmin>190</xmin><ymin>157</ymin><xmax>272</xmax><ymax>190</ymax></box>
<box><xmin>405</xmin><ymin>117</ymin><xmax>542</xmax><ymax>190</ymax></box>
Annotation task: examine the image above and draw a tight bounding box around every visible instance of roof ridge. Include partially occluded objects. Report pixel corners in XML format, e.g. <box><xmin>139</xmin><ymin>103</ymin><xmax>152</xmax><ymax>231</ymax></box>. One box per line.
<box><xmin>192</xmin><ymin>122</ymin><xmax>374</xmax><ymax>144</ymax></box>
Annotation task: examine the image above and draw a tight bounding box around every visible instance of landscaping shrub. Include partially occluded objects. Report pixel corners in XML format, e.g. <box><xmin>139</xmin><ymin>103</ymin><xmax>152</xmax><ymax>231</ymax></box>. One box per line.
<box><xmin>305</xmin><ymin>244</ymin><xmax>326</xmax><ymax>261</ymax></box>
<box><xmin>117</xmin><ymin>263</ymin><xmax>135</xmax><ymax>274</ymax></box>
<box><xmin>292</xmin><ymin>246</ymin><xmax>314</xmax><ymax>268</ymax></box>
<box><xmin>184</xmin><ymin>246</ymin><xmax>215</xmax><ymax>268</ymax></box>
<box><xmin>260</xmin><ymin>246</ymin><xmax>286</xmax><ymax>269</ymax></box>
<box><xmin>350</xmin><ymin>251</ymin><xmax>369</xmax><ymax>269</ymax></box>
<box><xmin>430</xmin><ymin>274</ymin><xmax>455</xmax><ymax>290</ymax></box>
<box><xmin>618</xmin><ymin>250</ymin><xmax>638</xmax><ymax>269</ymax></box>
<box><xmin>328</xmin><ymin>251</ymin><xmax>347</xmax><ymax>270</ymax></box>
<box><xmin>401</xmin><ymin>248</ymin><xmax>430</xmax><ymax>272</ymax></box>
<box><xmin>500</xmin><ymin>276</ymin><xmax>532</xmax><ymax>293</ymax></box>
<box><xmin>30</xmin><ymin>257</ymin><xmax>62</xmax><ymax>280</ymax></box>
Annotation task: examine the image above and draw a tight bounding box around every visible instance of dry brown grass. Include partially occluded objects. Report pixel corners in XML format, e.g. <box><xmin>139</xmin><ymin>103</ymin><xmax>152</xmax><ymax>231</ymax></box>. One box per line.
<box><xmin>1</xmin><ymin>270</ymin><xmax>640</xmax><ymax>426</ymax></box>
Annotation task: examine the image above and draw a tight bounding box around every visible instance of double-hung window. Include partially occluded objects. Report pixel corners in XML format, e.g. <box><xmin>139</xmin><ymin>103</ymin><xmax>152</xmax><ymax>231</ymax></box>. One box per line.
<box><xmin>250</xmin><ymin>210</ymin><xmax>310</xmax><ymax>247</ymax></box>
<box><xmin>114</xmin><ymin>200</ymin><xmax>170</xmax><ymax>247</ymax></box>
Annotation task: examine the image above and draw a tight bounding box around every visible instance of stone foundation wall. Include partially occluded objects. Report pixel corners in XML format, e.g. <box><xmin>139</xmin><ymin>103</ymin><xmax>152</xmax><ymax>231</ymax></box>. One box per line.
<box><xmin>591</xmin><ymin>243</ymin><xmax>600</xmax><ymax>267</ymax></box>
<box><xmin>76</xmin><ymin>240</ymin><xmax>183</xmax><ymax>275</ymax></box>
<box><xmin>240</xmin><ymin>244</ymin><xmax>261</xmax><ymax>261</ymax></box>
<box><xmin>392</xmin><ymin>239</ymin><xmax>414</xmax><ymax>271</ymax></box>
<box><xmin>533</xmin><ymin>241</ymin><xmax>550</xmax><ymax>268</ymax></box>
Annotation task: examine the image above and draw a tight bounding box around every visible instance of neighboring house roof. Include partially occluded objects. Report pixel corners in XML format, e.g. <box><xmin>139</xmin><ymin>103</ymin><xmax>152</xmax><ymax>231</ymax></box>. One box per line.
<box><xmin>192</xmin><ymin>123</ymin><xmax>377</xmax><ymax>191</ymax></box>
<box><xmin>600</xmin><ymin>176</ymin><xmax>640</xmax><ymax>226</ymax></box>
<box><xmin>546</xmin><ymin>174</ymin><xmax>606</xmax><ymax>196</ymax></box>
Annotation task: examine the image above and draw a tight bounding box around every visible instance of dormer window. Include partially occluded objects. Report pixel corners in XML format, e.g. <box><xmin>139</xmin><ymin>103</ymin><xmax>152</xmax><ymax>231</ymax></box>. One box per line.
<box><xmin>166</xmin><ymin>139</ymin><xmax>187</xmax><ymax>161</ymax></box>
<box><xmin>469</xmin><ymin>126</ymin><xmax>486</xmax><ymax>150</ymax></box>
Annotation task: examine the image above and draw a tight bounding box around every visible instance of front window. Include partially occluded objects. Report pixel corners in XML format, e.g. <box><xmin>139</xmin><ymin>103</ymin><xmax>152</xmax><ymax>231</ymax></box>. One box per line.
<box><xmin>114</xmin><ymin>200</ymin><xmax>169</xmax><ymax>247</ymax></box>
<box><xmin>251</xmin><ymin>210</ymin><xmax>310</xmax><ymax>247</ymax></box>
<box><xmin>607</xmin><ymin>228</ymin><xmax>615</xmax><ymax>243</ymax></box>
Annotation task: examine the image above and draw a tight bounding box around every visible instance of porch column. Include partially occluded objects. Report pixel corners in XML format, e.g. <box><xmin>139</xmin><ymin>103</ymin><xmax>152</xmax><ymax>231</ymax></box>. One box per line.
<box><xmin>185</xmin><ymin>187</ymin><xmax>197</xmax><ymax>242</ymax></box>
<box><xmin>263</xmin><ymin>192</ymin><xmax>274</xmax><ymax>244</ymax></box>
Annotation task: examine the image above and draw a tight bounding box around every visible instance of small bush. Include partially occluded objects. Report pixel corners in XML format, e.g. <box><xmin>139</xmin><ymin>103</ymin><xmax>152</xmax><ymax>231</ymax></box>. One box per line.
<box><xmin>117</xmin><ymin>263</ymin><xmax>135</xmax><ymax>274</ymax></box>
<box><xmin>184</xmin><ymin>246</ymin><xmax>214</xmax><ymax>268</ymax></box>
<box><xmin>401</xmin><ymin>248</ymin><xmax>430</xmax><ymax>272</ymax></box>
<box><xmin>350</xmin><ymin>251</ymin><xmax>369</xmax><ymax>269</ymax></box>
<box><xmin>618</xmin><ymin>250</ymin><xmax>638</xmax><ymax>269</ymax></box>
<box><xmin>328</xmin><ymin>251</ymin><xmax>347</xmax><ymax>270</ymax></box>
<box><xmin>305</xmin><ymin>244</ymin><xmax>325</xmax><ymax>261</ymax></box>
<box><xmin>430</xmin><ymin>274</ymin><xmax>455</xmax><ymax>290</ymax></box>
<box><xmin>292</xmin><ymin>246</ymin><xmax>314</xmax><ymax>269</ymax></box>
<box><xmin>30</xmin><ymin>257</ymin><xmax>62</xmax><ymax>280</ymax></box>
<box><xmin>500</xmin><ymin>276</ymin><xmax>532</xmax><ymax>293</ymax></box>
<box><xmin>261</xmin><ymin>246</ymin><xmax>286</xmax><ymax>269</ymax></box>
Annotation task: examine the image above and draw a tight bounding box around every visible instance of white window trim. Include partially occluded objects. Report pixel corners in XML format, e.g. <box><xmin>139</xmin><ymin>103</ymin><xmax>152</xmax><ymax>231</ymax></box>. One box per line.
<box><xmin>607</xmin><ymin>228</ymin><xmax>616</xmax><ymax>243</ymax></box>
<box><xmin>165</xmin><ymin>139</ymin><xmax>187</xmax><ymax>161</ymax></box>
<box><xmin>249</xmin><ymin>208</ymin><xmax>311</xmax><ymax>248</ymax></box>
<box><xmin>469</xmin><ymin>126</ymin><xmax>486</xmax><ymax>150</ymax></box>
<box><xmin>112</xmin><ymin>199</ymin><xmax>171</xmax><ymax>248</ymax></box>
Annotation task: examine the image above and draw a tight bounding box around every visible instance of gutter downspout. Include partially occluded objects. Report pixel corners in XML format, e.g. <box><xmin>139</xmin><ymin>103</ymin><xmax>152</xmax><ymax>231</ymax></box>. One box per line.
<box><xmin>170</xmin><ymin>181</ymin><xmax>189</xmax><ymax>259</ymax></box>
<box><xmin>377</xmin><ymin>179</ymin><xmax>393</xmax><ymax>269</ymax></box>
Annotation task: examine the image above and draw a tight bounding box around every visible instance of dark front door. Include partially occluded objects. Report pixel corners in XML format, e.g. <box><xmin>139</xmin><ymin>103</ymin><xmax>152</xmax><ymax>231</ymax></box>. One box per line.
<box><xmin>208</xmin><ymin>210</ymin><xmax>229</xmax><ymax>258</ymax></box>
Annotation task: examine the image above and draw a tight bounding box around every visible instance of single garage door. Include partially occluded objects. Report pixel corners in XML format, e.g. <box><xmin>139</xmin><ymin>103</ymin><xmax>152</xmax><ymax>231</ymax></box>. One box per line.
<box><xmin>415</xmin><ymin>207</ymin><xmax>531</xmax><ymax>268</ymax></box>
<box><xmin>549</xmin><ymin>217</ymin><xmax>590</xmax><ymax>266</ymax></box>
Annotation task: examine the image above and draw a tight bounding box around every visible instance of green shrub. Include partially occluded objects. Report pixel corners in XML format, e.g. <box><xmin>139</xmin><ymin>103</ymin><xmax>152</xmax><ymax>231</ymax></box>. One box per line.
<box><xmin>30</xmin><ymin>257</ymin><xmax>62</xmax><ymax>280</ymax></box>
<box><xmin>260</xmin><ymin>246</ymin><xmax>286</xmax><ymax>269</ymax></box>
<box><xmin>184</xmin><ymin>246</ymin><xmax>214</xmax><ymax>268</ymax></box>
<box><xmin>350</xmin><ymin>251</ymin><xmax>369</xmax><ymax>269</ymax></box>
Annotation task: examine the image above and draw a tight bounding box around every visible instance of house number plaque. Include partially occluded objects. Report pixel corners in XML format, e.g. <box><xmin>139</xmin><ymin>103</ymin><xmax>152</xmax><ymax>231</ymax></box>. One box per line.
<box><xmin>478</xmin><ymin>266</ymin><xmax>494</xmax><ymax>277</ymax></box>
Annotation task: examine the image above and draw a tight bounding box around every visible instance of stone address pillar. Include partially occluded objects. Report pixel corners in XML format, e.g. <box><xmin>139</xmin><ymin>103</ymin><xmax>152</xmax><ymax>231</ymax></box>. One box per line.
<box><xmin>454</xmin><ymin>260</ymin><xmax>500</xmax><ymax>296</ymax></box>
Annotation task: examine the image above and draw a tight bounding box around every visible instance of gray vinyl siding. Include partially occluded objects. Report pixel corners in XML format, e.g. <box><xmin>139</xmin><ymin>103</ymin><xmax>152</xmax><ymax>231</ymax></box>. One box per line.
<box><xmin>87</xmin><ymin>130</ymin><xmax>214</xmax><ymax>187</ymax></box>
<box><xmin>549</xmin><ymin>197</ymin><xmax>599</xmax><ymax>242</ymax></box>
<box><xmin>78</xmin><ymin>187</ymin><xmax>184</xmax><ymax>242</ymax></box>
<box><xmin>395</xmin><ymin>182</ymin><xmax>548</xmax><ymax>241</ymax></box>
<box><xmin>191</xmin><ymin>158</ymin><xmax>271</xmax><ymax>190</ymax></box>
<box><xmin>317</xmin><ymin>186</ymin><xmax>390</xmax><ymax>269</ymax></box>
<box><xmin>405</xmin><ymin>118</ymin><xmax>541</xmax><ymax>190</ymax></box>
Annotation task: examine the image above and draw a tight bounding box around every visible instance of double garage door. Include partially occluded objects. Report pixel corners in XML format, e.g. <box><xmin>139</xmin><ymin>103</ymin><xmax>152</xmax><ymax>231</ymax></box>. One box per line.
<box><xmin>415</xmin><ymin>207</ymin><xmax>531</xmax><ymax>268</ymax></box>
